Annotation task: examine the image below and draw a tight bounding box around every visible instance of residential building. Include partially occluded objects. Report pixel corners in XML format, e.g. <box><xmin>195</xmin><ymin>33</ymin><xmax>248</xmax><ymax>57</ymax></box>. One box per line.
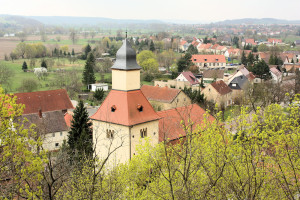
<box><xmin>202</xmin><ymin>69</ymin><xmax>224</xmax><ymax>85</ymax></box>
<box><xmin>268</xmin><ymin>38</ymin><xmax>282</xmax><ymax>45</ymax></box>
<box><xmin>176</xmin><ymin>71</ymin><xmax>199</xmax><ymax>86</ymax></box>
<box><xmin>201</xmin><ymin>80</ymin><xmax>233</xmax><ymax>107</ymax></box>
<box><xmin>141</xmin><ymin>85</ymin><xmax>191</xmax><ymax>111</ymax></box>
<box><xmin>191</xmin><ymin>55</ymin><xmax>226</xmax><ymax>69</ymax></box>
<box><xmin>88</xmin><ymin>83</ymin><xmax>109</xmax><ymax>92</ymax></box>
<box><xmin>270</xmin><ymin>67</ymin><xmax>282</xmax><ymax>83</ymax></box>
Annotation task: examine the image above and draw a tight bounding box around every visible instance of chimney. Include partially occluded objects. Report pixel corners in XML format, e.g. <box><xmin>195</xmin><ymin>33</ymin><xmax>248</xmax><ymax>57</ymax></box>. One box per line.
<box><xmin>38</xmin><ymin>109</ymin><xmax>42</xmax><ymax>118</ymax></box>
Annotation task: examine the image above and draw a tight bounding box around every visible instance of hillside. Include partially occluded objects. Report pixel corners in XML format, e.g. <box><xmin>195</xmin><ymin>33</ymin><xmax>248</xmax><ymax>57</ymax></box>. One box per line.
<box><xmin>0</xmin><ymin>15</ymin><xmax>43</xmax><ymax>30</ymax></box>
<box><xmin>215</xmin><ymin>18</ymin><xmax>300</xmax><ymax>25</ymax></box>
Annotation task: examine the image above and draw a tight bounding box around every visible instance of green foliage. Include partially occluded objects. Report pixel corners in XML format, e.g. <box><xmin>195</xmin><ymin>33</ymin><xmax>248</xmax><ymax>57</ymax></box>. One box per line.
<box><xmin>0</xmin><ymin>86</ymin><xmax>46</xmax><ymax>198</ymax></box>
<box><xmin>241</xmin><ymin>51</ymin><xmax>247</xmax><ymax>65</ymax></box>
<box><xmin>84</xmin><ymin>44</ymin><xmax>92</xmax><ymax>59</ymax></box>
<box><xmin>258</xmin><ymin>44</ymin><xmax>269</xmax><ymax>52</ymax></box>
<box><xmin>67</xmin><ymin>100</ymin><xmax>93</xmax><ymax>162</ymax></box>
<box><xmin>41</xmin><ymin>59</ymin><xmax>47</xmax><ymax>68</ymax></box>
<box><xmin>182</xmin><ymin>86</ymin><xmax>204</xmax><ymax>105</ymax></box>
<box><xmin>137</xmin><ymin>50</ymin><xmax>159</xmax><ymax>72</ymax></box>
<box><xmin>247</xmin><ymin>52</ymin><xmax>255</xmax><ymax>65</ymax></box>
<box><xmin>22</xmin><ymin>61</ymin><xmax>28</xmax><ymax>72</ymax></box>
<box><xmin>251</xmin><ymin>60</ymin><xmax>271</xmax><ymax>80</ymax></box>
<box><xmin>149</xmin><ymin>40</ymin><xmax>155</xmax><ymax>52</ymax></box>
<box><xmin>93</xmin><ymin>88</ymin><xmax>105</xmax><ymax>101</ymax></box>
<box><xmin>20</xmin><ymin>78</ymin><xmax>38</xmax><ymax>92</ymax></box>
<box><xmin>186</xmin><ymin>44</ymin><xmax>198</xmax><ymax>54</ymax></box>
<box><xmin>269</xmin><ymin>54</ymin><xmax>283</xmax><ymax>65</ymax></box>
<box><xmin>177</xmin><ymin>53</ymin><xmax>192</xmax><ymax>72</ymax></box>
<box><xmin>82</xmin><ymin>52</ymin><xmax>96</xmax><ymax>85</ymax></box>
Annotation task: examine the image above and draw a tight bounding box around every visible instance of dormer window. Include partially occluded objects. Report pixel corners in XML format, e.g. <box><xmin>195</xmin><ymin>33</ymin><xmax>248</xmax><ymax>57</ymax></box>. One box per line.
<box><xmin>137</xmin><ymin>104</ymin><xmax>143</xmax><ymax>112</ymax></box>
<box><xmin>111</xmin><ymin>105</ymin><xmax>116</xmax><ymax>112</ymax></box>
<box><xmin>216</xmin><ymin>59</ymin><xmax>219</xmax><ymax>61</ymax></box>
<box><xmin>194</xmin><ymin>59</ymin><xmax>197</xmax><ymax>61</ymax></box>
<box><xmin>204</xmin><ymin>59</ymin><xmax>207</xmax><ymax>61</ymax></box>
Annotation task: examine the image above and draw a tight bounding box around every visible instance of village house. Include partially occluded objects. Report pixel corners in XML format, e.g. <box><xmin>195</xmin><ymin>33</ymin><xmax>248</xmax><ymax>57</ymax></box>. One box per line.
<box><xmin>191</xmin><ymin>55</ymin><xmax>226</xmax><ymax>69</ymax></box>
<box><xmin>88</xmin><ymin>83</ymin><xmax>109</xmax><ymax>92</ymax></box>
<box><xmin>197</xmin><ymin>43</ymin><xmax>212</xmax><ymax>53</ymax></box>
<box><xmin>13</xmin><ymin>89</ymin><xmax>74</xmax><ymax>150</ymax></box>
<box><xmin>268</xmin><ymin>38</ymin><xmax>282</xmax><ymax>45</ymax></box>
<box><xmin>201</xmin><ymin>80</ymin><xmax>233</xmax><ymax>108</ymax></box>
<box><xmin>141</xmin><ymin>85</ymin><xmax>191</xmax><ymax>111</ymax></box>
<box><xmin>179</xmin><ymin>40</ymin><xmax>189</xmax><ymax>52</ymax></box>
<box><xmin>270</xmin><ymin>67</ymin><xmax>282</xmax><ymax>83</ymax></box>
<box><xmin>224</xmin><ymin>48</ymin><xmax>241</xmax><ymax>58</ymax></box>
<box><xmin>202</xmin><ymin>69</ymin><xmax>225</xmax><ymax>85</ymax></box>
<box><xmin>242</xmin><ymin>39</ymin><xmax>257</xmax><ymax>46</ymax></box>
<box><xmin>90</xmin><ymin>39</ymin><xmax>213</xmax><ymax>164</ymax></box>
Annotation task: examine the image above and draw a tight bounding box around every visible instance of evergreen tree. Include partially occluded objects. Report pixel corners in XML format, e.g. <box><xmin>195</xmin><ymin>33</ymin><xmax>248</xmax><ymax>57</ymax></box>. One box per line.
<box><xmin>187</xmin><ymin>44</ymin><xmax>198</xmax><ymax>55</ymax></box>
<box><xmin>247</xmin><ymin>52</ymin><xmax>255</xmax><ymax>65</ymax></box>
<box><xmin>67</xmin><ymin>100</ymin><xmax>93</xmax><ymax>161</ymax></box>
<box><xmin>252</xmin><ymin>46</ymin><xmax>258</xmax><ymax>52</ymax></box>
<box><xmin>241</xmin><ymin>51</ymin><xmax>247</xmax><ymax>65</ymax></box>
<box><xmin>149</xmin><ymin>40</ymin><xmax>155</xmax><ymax>52</ymax></box>
<box><xmin>72</xmin><ymin>48</ymin><xmax>75</xmax><ymax>56</ymax></box>
<box><xmin>291</xmin><ymin>59</ymin><xmax>295</xmax><ymax>63</ymax></box>
<box><xmin>82</xmin><ymin>52</ymin><xmax>96</xmax><ymax>86</ymax></box>
<box><xmin>93</xmin><ymin>88</ymin><xmax>105</xmax><ymax>101</ymax></box>
<box><xmin>251</xmin><ymin>60</ymin><xmax>271</xmax><ymax>80</ymax></box>
<box><xmin>41</xmin><ymin>60</ymin><xmax>47</xmax><ymax>68</ymax></box>
<box><xmin>177</xmin><ymin>53</ymin><xmax>192</xmax><ymax>72</ymax></box>
<box><xmin>84</xmin><ymin>44</ymin><xmax>92</xmax><ymax>59</ymax></box>
<box><xmin>22</xmin><ymin>61</ymin><xmax>28</xmax><ymax>72</ymax></box>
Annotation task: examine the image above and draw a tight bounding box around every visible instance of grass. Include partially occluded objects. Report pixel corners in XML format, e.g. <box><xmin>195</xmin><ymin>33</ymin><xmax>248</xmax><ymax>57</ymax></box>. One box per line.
<box><xmin>0</xmin><ymin>58</ymin><xmax>112</xmax><ymax>94</ymax></box>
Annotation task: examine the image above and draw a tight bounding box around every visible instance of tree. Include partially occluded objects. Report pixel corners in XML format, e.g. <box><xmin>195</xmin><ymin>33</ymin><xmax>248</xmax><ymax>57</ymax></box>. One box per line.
<box><xmin>187</xmin><ymin>44</ymin><xmax>198</xmax><ymax>54</ymax></box>
<box><xmin>84</xmin><ymin>44</ymin><xmax>92</xmax><ymax>59</ymax></box>
<box><xmin>241</xmin><ymin>51</ymin><xmax>247</xmax><ymax>65</ymax></box>
<box><xmin>177</xmin><ymin>53</ymin><xmax>192</xmax><ymax>72</ymax></box>
<box><xmin>72</xmin><ymin>48</ymin><xmax>75</xmax><ymax>56</ymax></box>
<box><xmin>94</xmin><ymin>88</ymin><xmax>105</xmax><ymax>102</ymax></box>
<box><xmin>20</xmin><ymin>78</ymin><xmax>38</xmax><ymax>92</ymax></box>
<box><xmin>69</xmin><ymin>29</ymin><xmax>78</xmax><ymax>44</ymax></box>
<box><xmin>0</xmin><ymin>86</ymin><xmax>46</xmax><ymax>198</ymax></box>
<box><xmin>16</xmin><ymin>32</ymin><xmax>27</xmax><ymax>42</ymax></box>
<box><xmin>41</xmin><ymin>59</ymin><xmax>47</xmax><ymax>68</ymax></box>
<box><xmin>15</xmin><ymin>42</ymin><xmax>27</xmax><ymax>58</ymax></box>
<box><xmin>149</xmin><ymin>40</ymin><xmax>155</xmax><ymax>52</ymax></box>
<box><xmin>258</xmin><ymin>44</ymin><xmax>269</xmax><ymax>52</ymax></box>
<box><xmin>67</xmin><ymin>100</ymin><xmax>93</xmax><ymax>161</ymax></box>
<box><xmin>0</xmin><ymin>62</ymin><xmax>14</xmax><ymax>89</ymax></box>
<box><xmin>183</xmin><ymin>87</ymin><xmax>205</xmax><ymax>105</ymax></box>
<box><xmin>251</xmin><ymin>60</ymin><xmax>271</xmax><ymax>80</ymax></box>
<box><xmin>137</xmin><ymin>50</ymin><xmax>159</xmax><ymax>72</ymax></box>
<box><xmin>247</xmin><ymin>52</ymin><xmax>254</xmax><ymax>65</ymax></box>
<box><xmin>22</xmin><ymin>61</ymin><xmax>28</xmax><ymax>72</ymax></box>
<box><xmin>82</xmin><ymin>52</ymin><xmax>96</xmax><ymax>86</ymax></box>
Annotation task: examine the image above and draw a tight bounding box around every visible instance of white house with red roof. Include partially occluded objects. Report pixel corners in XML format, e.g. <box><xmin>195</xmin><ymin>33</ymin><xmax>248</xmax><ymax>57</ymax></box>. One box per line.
<box><xmin>191</xmin><ymin>54</ymin><xmax>226</xmax><ymax>69</ymax></box>
<box><xmin>176</xmin><ymin>71</ymin><xmax>199</xmax><ymax>86</ymax></box>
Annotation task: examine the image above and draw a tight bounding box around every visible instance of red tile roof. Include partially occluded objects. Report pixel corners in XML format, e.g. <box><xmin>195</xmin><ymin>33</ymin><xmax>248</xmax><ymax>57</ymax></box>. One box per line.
<box><xmin>198</xmin><ymin>43</ymin><xmax>212</xmax><ymax>50</ymax></box>
<box><xmin>245</xmin><ymin>39</ymin><xmax>257</xmax><ymax>45</ymax></box>
<box><xmin>268</xmin><ymin>38</ymin><xmax>282</xmax><ymax>43</ymax></box>
<box><xmin>211</xmin><ymin>44</ymin><xmax>219</xmax><ymax>50</ymax></box>
<box><xmin>141</xmin><ymin>85</ymin><xmax>181</xmax><ymax>103</ymax></box>
<box><xmin>157</xmin><ymin>104</ymin><xmax>215</xmax><ymax>142</ymax></box>
<box><xmin>180</xmin><ymin>40</ymin><xmax>187</xmax><ymax>46</ymax></box>
<box><xmin>13</xmin><ymin>89</ymin><xmax>74</xmax><ymax>115</ymax></box>
<box><xmin>64</xmin><ymin>111</ymin><xmax>73</xmax><ymax>128</ymax></box>
<box><xmin>90</xmin><ymin>90</ymin><xmax>161</xmax><ymax>126</ymax></box>
<box><xmin>180</xmin><ymin>71</ymin><xmax>199</xmax><ymax>85</ymax></box>
<box><xmin>191</xmin><ymin>55</ymin><xmax>226</xmax><ymax>63</ymax></box>
<box><xmin>211</xmin><ymin>80</ymin><xmax>232</xmax><ymax>95</ymax></box>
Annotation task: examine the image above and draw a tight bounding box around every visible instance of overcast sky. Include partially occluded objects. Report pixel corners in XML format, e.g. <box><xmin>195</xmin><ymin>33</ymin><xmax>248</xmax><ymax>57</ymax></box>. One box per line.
<box><xmin>1</xmin><ymin>0</ymin><xmax>300</xmax><ymax>22</ymax></box>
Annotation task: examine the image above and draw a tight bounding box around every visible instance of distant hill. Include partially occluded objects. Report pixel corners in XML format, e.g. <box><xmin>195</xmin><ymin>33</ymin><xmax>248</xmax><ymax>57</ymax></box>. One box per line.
<box><xmin>0</xmin><ymin>15</ymin><xmax>43</xmax><ymax>29</ymax></box>
<box><xmin>215</xmin><ymin>18</ymin><xmax>300</xmax><ymax>25</ymax></box>
<box><xmin>27</xmin><ymin>16</ymin><xmax>165</xmax><ymax>26</ymax></box>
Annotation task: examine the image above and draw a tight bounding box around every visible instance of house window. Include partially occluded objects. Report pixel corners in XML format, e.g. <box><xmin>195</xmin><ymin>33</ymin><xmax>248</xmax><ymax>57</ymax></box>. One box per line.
<box><xmin>184</xmin><ymin>98</ymin><xmax>186</xmax><ymax>101</ymax></box>
<box><xmin>204</xmin><ymin>59</ymin><xmax>207</xmax><ymax>61</ymax></box>
<box><xmin>106</xmin><ymin>129</ymin><xmax>114</xmax><ymax>139</ymax></box>
<box><xmin>209</xmin><ymin>88</ymin><xmax>211</xmax><ymax>92</ymax></box>
<box><xmin>140</xmin><ymin>128</ymin><xmax>147</xmax><ymax>138</ymax></box>
<box><xmin>232</xmin><ymin>83</ymin><xmax>237</xmax><ymax>87</ymax></box>
<box><xmin>111</xmin><ymin>105</ymin><xmax>116</xmax><ymax>112</ymax></box>
<box><xmin>60</xmin><ymin>132</ymin><xmax>63</xmax><ymax>136</ymax></box>
<box><xmin>216</xmin><ymin>59</ymin><xmax>219</xmax><ymax>61</ymax></box>
<box><xmin>52</xmin><ymin>133</ymin><xmax>55</xmax><ymax>137</ymax></box>
<box><xmin>194</xmin><ymin>59</ymin><xmax>196</xmax><ymax>61</ymax></box>
<box><xmin>55</xmin><ymin>143</ymin><xmax>59</xmax><ymax>147</ymax></box>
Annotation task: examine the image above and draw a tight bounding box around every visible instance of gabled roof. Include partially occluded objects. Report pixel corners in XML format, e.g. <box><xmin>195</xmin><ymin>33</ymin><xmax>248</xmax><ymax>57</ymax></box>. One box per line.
<box><xmin>157</xmin><ymin>104</ymin><xmax>215</xmax><ymax>142</ymax></box>
<box><xmin>111</xmin><ymin>39</ymin><xmax>142</xmax><ymax>71</ymax></box>
<box><xmin>191</xmin><ymin>55</ymin><xmax>226</xmax><ymax>63</ymax></box>
<box><xmin>90</xmin><ymin>90</ymin><xmax>161</xmax><ymax>126</ymax></box>
<box><xmin>180</xmin><ymin>40</ymin><xmax>187</xmax><ymax>46</ymax></box>
<box><xmin>202</xmin><ymin>69</ymin><xmax>224</xmax><ymax>79</ymax></box>
<box><xmin>229</xmin><ymin>75</ymin><xmax>249</xmax><ymax>90</ymax></box>
<box><xmin>198</xmin><ymin>43</ymin><xmax>212</xmax><ymax>50</ymax></box>
<box><xmin>270</xmin><ymin>67</ymin><xmax>282</xmax><ymax>77</ymax></box>
<box><xmin>179</xmin><ymin>71</ymin><xmax>199</xmax><ymax>85</ymax></box>
<box><xmin>141</xmin><ymin>85</ymin><xmax>181</xmax><ymax>103</ymax></box>
<box><xmin>20</xmin><ymin>111</ymin><xmax>68</xmax><ymax>134</ymax></box>
<box><xmin>211</xmin><ymin>80</ymin><xmax>232</xmax><ymax>95</ymax></box>
<box><xmin>13</xmin><ymin>89</ymin><xmax>74</xmax><ymax>115</ymax></box>
<box><xmin>64</xmin><ymin>111</ymin><xmax>73</xmax><ymax>128</ymax></box>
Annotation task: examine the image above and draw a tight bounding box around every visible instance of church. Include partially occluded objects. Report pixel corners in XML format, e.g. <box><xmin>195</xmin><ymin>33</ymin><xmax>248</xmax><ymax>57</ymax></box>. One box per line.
<box><xmin>91</xmin><ymin>39</ymin><xmax>214</xmax><ymax>164</ymax></box>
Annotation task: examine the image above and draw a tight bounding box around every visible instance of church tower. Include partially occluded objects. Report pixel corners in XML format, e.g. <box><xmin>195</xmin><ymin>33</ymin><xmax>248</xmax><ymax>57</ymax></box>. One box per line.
<box><xmin>91</xmin><ymin>39</ymin><xmax>160</xmax><ymax>164</ymax></box>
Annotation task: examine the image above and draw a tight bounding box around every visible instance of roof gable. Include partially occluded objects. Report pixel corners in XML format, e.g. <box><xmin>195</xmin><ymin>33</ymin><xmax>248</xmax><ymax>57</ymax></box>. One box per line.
<box><xmin>13</xmin><ymin>89</ymin><xmax>74</xmax><ymax>115</ymax></box>
<box><xmin>210</xmin><ymin>80</ymin><xmax>232</xmax><ymax>95</ymax></box>
<box><xmin>141</xmin><ymin>85</ymin><xmax>181</xmax><ymax>103</ymax></box>
<box><xmin>179</xmin><ymin>71</ymin><xmax>199</xmax><ymax>85</ymax></box>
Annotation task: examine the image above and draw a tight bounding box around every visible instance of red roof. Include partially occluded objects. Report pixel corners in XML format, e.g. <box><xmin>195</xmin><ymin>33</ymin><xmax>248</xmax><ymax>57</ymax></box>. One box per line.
<box><xmin>198</xmin><ymin>43</ymin><xmax>212</xmax><ymax>50</ymax></box>
<box><xmin>268</xmin><ymin>38</ymin><xmax>282</xmax><ymax>43</ymax></box>
<box><xmin>211</xmin><ymin>44</ymin><xmax>219</xmax><ymax>50</ymax></box>
<box><xmin>157</xmin><ymin>104</ymin><xmax>215</xmax><ymax>142</ymax></box>
<box><xmin>13</xmin><ymin>89</ymin><xmax>74</xmax><ymax>115</ymax></box>
<box><xmin>245</xmin><ymin>39</ymin><xmax>256</xmax><ymax>45</ymax></box>
<box><xmin>90</xmin><ymin>90</ymin><xmax>161</xmax><ymax>126</ymax></box>
<box><xmin>180</xmin><ymin>71</ymin><xmax>199</xmax><ymax>85</ymax></box>
<box><xmin>191</xmin><ymin>55</ymin><xmax>226</xmax><ymax>63</ymax></box>
<box><xmin>141</xmin><ymin>85</ymin><xmax>181</xmax><ymax>103</ymax></box>
<box><xmin>64</xmin><ymin>111</ymin><xmax>73</xmax><ymax>128</ymax></box>
<box><xmin>211</xmin><ymin>80</ymin><xmax>232</xmax><ymax>95</ymax></box>
<box><xmin>180</xmin><ymin>40</ymin><xmax>187</xmax><ymax>46</ymax></box>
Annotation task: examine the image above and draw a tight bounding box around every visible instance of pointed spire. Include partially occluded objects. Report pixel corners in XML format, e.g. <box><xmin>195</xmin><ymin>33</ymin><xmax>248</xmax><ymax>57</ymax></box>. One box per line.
<box><xmin>111</xmin><ymin>39</ymin><xmax>141</xmax><ymax>71</ymax></box>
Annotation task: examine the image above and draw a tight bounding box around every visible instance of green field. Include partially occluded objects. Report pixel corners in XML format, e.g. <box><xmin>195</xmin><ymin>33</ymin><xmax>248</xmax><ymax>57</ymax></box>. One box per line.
<box><xmin>25</xmin><ymin>38</ymin><xmax>102</xmax><ymax>46</ymax></box>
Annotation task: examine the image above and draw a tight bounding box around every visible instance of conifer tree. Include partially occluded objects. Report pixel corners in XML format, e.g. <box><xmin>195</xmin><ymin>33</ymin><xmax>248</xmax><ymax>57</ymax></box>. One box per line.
<box><xmin>251</xmin><ymin>60</ymin><xmax>271</xmax><ymax>80</ymax></box>
<box><xmin>22</xmin><ymin>61</ymin><xmax>28</xmax><ymax>72</ymax></box>
<box><xmin>41</xmin><ymin>60</ymin><xmax>47</xmax><ymax>68</ymax></box>
<box><xmin>149</xmin><ymin>40</ymin><xmax>155</xmax><ymax>52</ymax></box>
<box><xmin>72</xmin><ymin>48</ymin><xmax>75</xmax><ymax>56</ymax></box>
<box><xmin>82</xmin><ymin>52</ymin><xmax>96</xmax><ymax>86</ymax></box>
<box><xmin>241</xmin><ymin>51</ymin><xmax>247</xmax><ymax>65</ymax></box>
<box><xmin>67</xmin><ymin>100</ymin><xmax>93</xmax><ymax>161</ymax></box>
<box><xmin>84</xmin><ymin>44</ymin><xmax>92</xmax><ymax>59</ymax></box>
<box><xmin>94</xmin><ymin>88</ymin><xmax>105</xmax><ymax>102</ymax></box>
